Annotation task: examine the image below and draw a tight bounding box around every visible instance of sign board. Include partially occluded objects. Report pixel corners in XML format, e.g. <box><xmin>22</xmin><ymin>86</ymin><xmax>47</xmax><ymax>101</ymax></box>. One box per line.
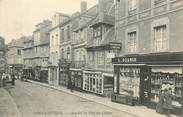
<box><xmin>107</xmin><ymin>53</ymin><xmax>115</xmax><ymax>59</ymax></box>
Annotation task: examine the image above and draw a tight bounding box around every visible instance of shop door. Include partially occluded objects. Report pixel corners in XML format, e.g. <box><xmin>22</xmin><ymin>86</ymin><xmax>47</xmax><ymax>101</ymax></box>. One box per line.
<box><xmin>141</xmin><ymin>72</ymin><xmax>151</xmax><ymax>105</ymax></box>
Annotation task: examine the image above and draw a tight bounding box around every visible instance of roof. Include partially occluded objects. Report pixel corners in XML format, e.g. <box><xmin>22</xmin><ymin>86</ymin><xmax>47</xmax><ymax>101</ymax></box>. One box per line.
<box><xmin>90</xmin><ymin>14</ymin><xmax>115</xmax><ymax>27</ymax></box>
<box><xmin>86</xmin><ymin>27</ymin><xmax>121</xmax><ymax>49</ymax></box>
<box><xmin>50</xmin><ymin>18</ymin><xmax>71</xmax><ymax>31</ymax></box>
<box><xmin>73</xmin><ymin>15</ymin><xmax>97</xmax><ymax>32</ymax></box>
<box><xmin>72</xmin><ymin>5</ymin><xmax>98</xmax><ymax>31</ymax></box>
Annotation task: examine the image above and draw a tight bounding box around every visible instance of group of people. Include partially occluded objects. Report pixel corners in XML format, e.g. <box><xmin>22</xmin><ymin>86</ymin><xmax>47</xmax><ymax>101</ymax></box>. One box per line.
<box><xmin>156</xmin><ymin>88</ymin><xmax>175</xmax><ymax>117</ymax></box>
<box><xmin>0</xmin><ymin>72</ymin><xmax>16</xmax><ymax>87</ymax></box>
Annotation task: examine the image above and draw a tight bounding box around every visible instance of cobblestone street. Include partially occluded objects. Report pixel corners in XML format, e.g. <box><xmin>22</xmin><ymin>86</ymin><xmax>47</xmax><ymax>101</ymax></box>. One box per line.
<box><xmin>1</xmin><ymin>80</ymin><xmax>137</xmax><ymax>117</ymax></box>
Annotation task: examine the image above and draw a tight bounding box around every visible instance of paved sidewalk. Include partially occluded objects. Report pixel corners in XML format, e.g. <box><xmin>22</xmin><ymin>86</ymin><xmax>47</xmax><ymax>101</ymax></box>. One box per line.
<box><xmin>28</xmin><ymin>80</ymin><xmax>178</xmax><ymax>117</ymax></box>
<box><xmin>0</xmin><ymin>87</ymin><xmax>20</xmax><ymax>117</ymax></box>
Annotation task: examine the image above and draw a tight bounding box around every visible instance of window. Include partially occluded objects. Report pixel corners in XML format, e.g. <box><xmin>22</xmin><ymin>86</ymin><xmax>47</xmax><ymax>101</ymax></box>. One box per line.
<box><xmin>52</xmin><ymin>35</ymin><xmax>54</xmax><ymax>47</ymax></box>
<box><xmin>61</xmin><ymin>29</ymin><xmax>64</xmax><ymax>42</ymax></box>
<box><xmin>17</xmin><ymin>49</ymin><xmax>21</xmax><ymax>55</ymax></box>
<box><xmin>55</xmin><ymin>34</ymin><xmax>58</xmax><ymax>46</ymax></box>
<box><xmin>67</xmin><ymin>47</ymin><xmax>70</xmax><ymax>60</ymax></box>
<box><xmin>97</xmin><ymin>52</ymin><xmax>104</xmax><ymax>65</ymax></box>
<box><xmin>127</xmin><ymin>31</ymin><xmax>137</xmax><ymax>53</ymax></box>
<box><xmin>153</xmin><ymin>25</ymin><xmax>167</xmax><ymax>52</ymax></box>
<box><xmin>61</xmin><ymin>48</ymin><xmax>64</xmax><ymax>59</ymax></box>
<box><xmin>67</xmin><ymin>26</ymin><xmax>70</xmax><ymax>41</ymax></box>
<box><xmin>128</xmin><ymin>0</ymin><xmax>137</xmax><ymax>11</ymax></box>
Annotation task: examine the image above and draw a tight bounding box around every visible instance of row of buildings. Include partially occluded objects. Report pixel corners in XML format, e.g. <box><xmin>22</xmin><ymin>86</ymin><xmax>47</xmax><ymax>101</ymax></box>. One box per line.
<box><xmin>5</xmin><ymin>0</ymin><xmax>183</xmax><ymax>115</ymax></box>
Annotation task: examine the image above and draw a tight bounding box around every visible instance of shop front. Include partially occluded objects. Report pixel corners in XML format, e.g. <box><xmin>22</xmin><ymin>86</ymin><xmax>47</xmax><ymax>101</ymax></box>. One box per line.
<box><xmin>59</xmin><ymin>60</ymin><xmax>71</xmax><ymax>87</ymax></box>
<box><xmin>83</xmin><ymin>70</ymin><xmax>114</xmax><ymax>97</ymax></box>
<box><xmin>112</xmin><ymin>52</ymin><xmax>183</xmax><ymax>115</ymax></box>
<box><xmin>23</xmin><ymin>67</ymin><xmax>34</xmax><ymax>79</ymax></box>
<box><xmin>48</xmin><ymin>65</ymin><xmax>58</xmax><ymax>86</ymax></box>
<box><xmin>70</xmin><ymin>68</ymin><xmax>83</xmax><ymax>91</ymax></box>
<box><xmin>112</xmin><ymin>63</ymin><xmax>149</xmax><ymax>105</ymax></box>
<box><xmin>40</xmin><ymin>67</ymin><xmax>48</xmax><ymax>83</ymax></box>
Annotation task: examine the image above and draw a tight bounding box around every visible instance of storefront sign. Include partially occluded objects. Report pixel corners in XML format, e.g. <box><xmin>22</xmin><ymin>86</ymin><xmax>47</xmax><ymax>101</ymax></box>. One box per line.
<box><xmin>107</xmin><ymin>53</ymin><xmax>115</xmax><ymax>59</ymax></box>
<box><xmin>114</xmin><ymin>57</ymin><xmax>137</xmax><ymax>63</ymax></box>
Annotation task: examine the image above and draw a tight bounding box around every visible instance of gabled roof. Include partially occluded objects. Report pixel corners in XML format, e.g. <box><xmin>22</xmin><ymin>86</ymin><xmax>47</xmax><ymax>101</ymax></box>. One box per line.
<box><xmin>90</xmin><ymin>14</ymin><xmax>115</xmax><ymax>27</ymax></box>
<box><xmin>72</xmin><ymin>5</ymin><xmax>98</xmax><ymax>31</ymax></box>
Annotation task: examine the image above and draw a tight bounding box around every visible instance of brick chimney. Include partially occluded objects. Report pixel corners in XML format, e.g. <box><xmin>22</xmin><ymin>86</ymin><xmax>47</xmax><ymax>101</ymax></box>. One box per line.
<box><xmin>80</xmin><ymin>1</ymin><xmax>87</xmax><ymax>13</ymax></box>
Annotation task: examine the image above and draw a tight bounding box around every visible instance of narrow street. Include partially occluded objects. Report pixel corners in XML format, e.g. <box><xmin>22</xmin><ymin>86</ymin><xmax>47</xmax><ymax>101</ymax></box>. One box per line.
<box><xmin>3</xmin><ymin>80</ymin><xmax>136</xmax><ymax>117</ymax></box>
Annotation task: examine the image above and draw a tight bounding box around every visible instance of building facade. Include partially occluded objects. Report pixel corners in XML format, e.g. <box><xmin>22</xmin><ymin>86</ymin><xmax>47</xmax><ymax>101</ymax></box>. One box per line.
<box><xmin>112</xmin><ymin>0</ymin><xmax>183</xmax><ymax>114</ymax></box>
<box><xmin>58</xmin><ymin>19</ymin><xmax>72</xmax><ymax>87</ymax></box>
<box><xmin>67</xmin><ymin>2</ymin><xmax>98</xmax><ymax>90</ymax></box>
<box><xmin>0</xmin><ymin>36</ymin><xmax>6</xmax><ymax>73</ymax></box>
<box><xmin>22</xmin><ymin>36</ymin><xmax>34</xmax><ymax>79</ymax></box>
<box><xmin>33</xmin><ymin>20</ymin><xmax>51</xmax><ymax>83</ymax></box>
<box><xmin>0</xmin><ymin>36</ymin><xmax>6</xmax><ymax>87</ymax></box>
<box><xmin>48</xmin><ymin>13</ymin><xmax>70</xmax><ymax>85</ymax></box>
<box><xmin>83</xmin><ymin>0</ymin><xmax>121</xmax><ymax>97</ymax></box>
<box><xmin>6</xmin><ymin>37</ymin><xmax>24</xmax><ymax>75</ymax></box>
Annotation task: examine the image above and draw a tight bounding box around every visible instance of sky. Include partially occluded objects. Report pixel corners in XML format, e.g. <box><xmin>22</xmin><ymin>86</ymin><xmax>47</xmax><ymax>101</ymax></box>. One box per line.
<box><xmin>0</xmin><ymin>0</ymin><xmax>97</xmax><ymax>44</ymax></box>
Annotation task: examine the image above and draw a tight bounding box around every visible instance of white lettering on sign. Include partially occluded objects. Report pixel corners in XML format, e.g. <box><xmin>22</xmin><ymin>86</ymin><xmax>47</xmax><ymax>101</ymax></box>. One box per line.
<box><xmin>119</xmin><ymin>58</ymin><xmax>137</xmax><ymax>63</ymax></box>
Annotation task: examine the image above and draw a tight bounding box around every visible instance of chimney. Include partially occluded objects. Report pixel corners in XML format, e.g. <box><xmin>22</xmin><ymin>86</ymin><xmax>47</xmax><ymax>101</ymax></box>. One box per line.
<box><xmin>80</xmin><ymin>1</ymin><xmax>87</xmax><ymax>13</ymax></box>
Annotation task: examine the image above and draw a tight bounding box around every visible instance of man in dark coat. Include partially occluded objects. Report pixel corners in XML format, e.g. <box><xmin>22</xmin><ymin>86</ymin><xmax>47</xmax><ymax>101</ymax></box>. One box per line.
<box><xmin>162</xmin><ymin>88</ymin><xmax>174</xmax><ymax>117</ymax></box>
<box><xmin>156</xmin><ymin>90</ymin><xmax>164</xmax><ymax>114</ymax></box>
<box><xmin>11</xmin><ymin>74</ymin><xmax>15</xmax><ymax>85</ymax></box>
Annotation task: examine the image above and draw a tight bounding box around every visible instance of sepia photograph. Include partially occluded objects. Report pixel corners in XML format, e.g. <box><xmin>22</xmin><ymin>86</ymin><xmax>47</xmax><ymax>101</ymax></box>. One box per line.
<box><xmin>0</xmin><ymin>0</ymin><xmax>183</xmax><ymax>117</ymax></box>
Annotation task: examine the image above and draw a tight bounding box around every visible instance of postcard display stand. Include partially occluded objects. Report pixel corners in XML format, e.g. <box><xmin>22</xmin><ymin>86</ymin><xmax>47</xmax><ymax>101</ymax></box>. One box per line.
<box><xmin>150</xmin><ymin>72</ymin><xmax>182</xmax><ymax>114</ymax></box>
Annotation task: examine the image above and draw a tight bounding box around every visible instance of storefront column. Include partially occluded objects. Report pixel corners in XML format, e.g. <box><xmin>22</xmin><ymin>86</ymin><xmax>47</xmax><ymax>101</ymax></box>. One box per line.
<box><xmin>56</xmin><ymin>67</ymin><xmax>59</xmax><ymax>86</ymax></box>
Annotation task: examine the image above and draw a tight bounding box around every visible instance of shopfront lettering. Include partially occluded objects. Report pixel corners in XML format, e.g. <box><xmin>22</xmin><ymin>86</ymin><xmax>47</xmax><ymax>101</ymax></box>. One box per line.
<box><xmin>118</xmin><ymin>58</ymin><xmax>137</xmax><ymax>63</ymax></box>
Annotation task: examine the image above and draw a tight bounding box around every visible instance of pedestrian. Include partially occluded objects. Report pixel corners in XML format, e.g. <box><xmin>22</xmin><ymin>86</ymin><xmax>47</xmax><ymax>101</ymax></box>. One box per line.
<box><xmin>1</xmin><ymin>73</ymin><xmax>6</xmax><ymax>87</ymax></box>
<box><xmin>11</xmin><ymin>74</ymin><xmax>15</xmax><ymax>85</ymax></box>
<box><xmin>162</xmin><ymin>88</ymin><xmax>174</xmax><ymax>117</ymax></box>
<box><xmin>156</xmin><ymin>90</ymin><xmax>164</xmax><ymax>114</ymax></box>
<box><xmin>70</xmin><ymin>79</ymin><xmax>73</xmax><ymax>92</ymax></box>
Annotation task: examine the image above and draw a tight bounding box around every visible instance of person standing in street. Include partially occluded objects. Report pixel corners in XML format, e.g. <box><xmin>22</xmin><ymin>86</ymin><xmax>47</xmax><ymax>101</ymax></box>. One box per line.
<box><xmin>162</xmin><ymin>88</ymin><xmax>174</xmax><ymax>117</ymax></box>
<box><xmin>156</xmin><ymin>90</ymin><xmax>164</xmax><ymax>114</ymax></box>
<box><xmin>11</xmin><ymin>74</ymin><xmax>15</xmax><ymax>85</ymax></box>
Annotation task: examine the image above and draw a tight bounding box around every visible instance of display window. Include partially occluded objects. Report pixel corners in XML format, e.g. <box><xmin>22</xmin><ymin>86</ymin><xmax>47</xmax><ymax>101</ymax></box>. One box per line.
<box><xmin>119</xmin><ymin>67</ymin><xmax>140</xmax><ymax>98</ymax></box>
<box><xmin>150</xmin><ymin>71</ymin><xmax>182</xmax><ymax>107</ymax></box>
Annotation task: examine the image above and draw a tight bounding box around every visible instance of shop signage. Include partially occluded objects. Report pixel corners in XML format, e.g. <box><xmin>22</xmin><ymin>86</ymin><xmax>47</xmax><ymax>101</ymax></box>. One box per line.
<box><xmin>107</xmin><ymin>53</ymin><xmax>115</xmax><ymax>59</ymax></box>
<box><xmin>117</xmin><ymin>57</ymin><xmax>137</xmax><ymax>63</ymax></box>
<box><xmin>110</xmin><ymin>43</ymin><xmax>121</xmax><ymax>50</ymax></box>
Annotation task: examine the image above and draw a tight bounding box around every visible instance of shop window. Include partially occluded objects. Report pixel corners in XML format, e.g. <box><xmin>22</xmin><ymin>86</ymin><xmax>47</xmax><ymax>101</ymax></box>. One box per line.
<box><xmin>127</xmin><ymin>31</ymin><xmax>137</xmax><ymax>53</ymax></box>
<box><xmin>150</xmin><ymin>72</ymin><xmax>182</xmax><ymax>107</ymax></box>
<box><xmin>153</xmin><ymin>25</ymin><xmax>167</xmax><ymax>52</ymax></box>
<box><xmin>119</xmin><ymin>67</ymin><xmax>140</xmax><ymax>98</ymax></box>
